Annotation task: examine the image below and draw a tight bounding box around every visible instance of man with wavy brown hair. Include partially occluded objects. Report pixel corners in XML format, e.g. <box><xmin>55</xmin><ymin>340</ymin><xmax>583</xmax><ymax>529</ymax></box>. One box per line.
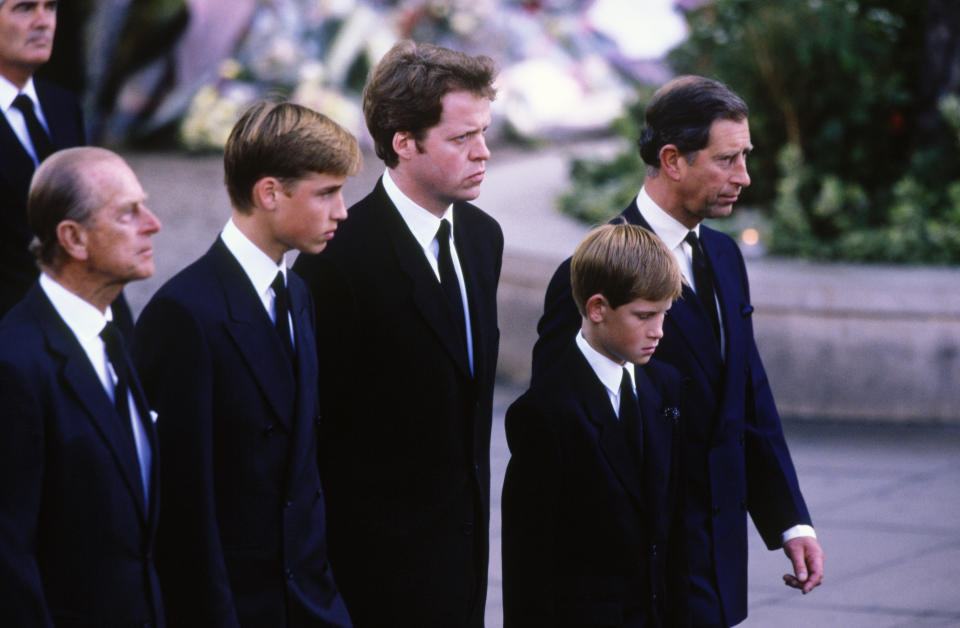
<box><xmin>294</xmin><ymin>41</ymin><xmax>502</xmax><ymax>627</ymax></box>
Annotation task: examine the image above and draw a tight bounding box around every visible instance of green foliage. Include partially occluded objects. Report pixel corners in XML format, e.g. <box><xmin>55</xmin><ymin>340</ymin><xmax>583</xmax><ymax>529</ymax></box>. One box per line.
<box><xmin>556</xmin><ymin>86</ymin><xmax>653</xmax><ymax>224</ymax></box>
<box><xmin>557</xmin><ymin>147</ymin><xmax>644</xmax><ymax>225</ymax></box>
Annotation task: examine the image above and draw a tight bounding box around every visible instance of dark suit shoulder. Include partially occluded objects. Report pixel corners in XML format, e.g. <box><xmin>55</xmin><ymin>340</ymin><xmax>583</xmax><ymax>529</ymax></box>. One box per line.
<box><xmin>0</xmin><ymin>304</ymin><xmax>46</xmax><ymax>365</ymax></box>
<box><xmin>142</xmin><ymin>249</ymin><xmax>224</xmax><ymax>316</ymax></box>
<box><xmin>454</xmin><ymin>200</ymin><xmax>502</xmax><ymax>236</ymax></box>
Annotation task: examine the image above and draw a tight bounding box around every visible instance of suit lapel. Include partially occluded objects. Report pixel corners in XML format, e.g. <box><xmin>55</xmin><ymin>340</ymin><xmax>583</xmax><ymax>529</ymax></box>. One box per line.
<box><xmin>28</xmin><ymin>285</ymin><xmax>149</xmax><ymax>521</ymax></box>
<box><xmin>453</xmin><ymin>205</ymin><xmax>493</xmax><ymax>378</ymax></box>
<box><xmin>209</xmin><ymin>240</ymin><xmax>296</xmax><ymax>430</ymax></box>
<box><xmin>622</xmin><ymin>200</ymin><xmax>724</xmax><ymax>380</ymax></box>
<box><xmin>0</xmin><ymin>114</ymin><xmax>34</xmax><ymax>198</ymax></box>
<box><xmin>567</xmin><ymin>348</ymin><xmax>644</xmax><ymax>506</ymax></box>
<box><xmin>376</xmin><ymin>184</ymin><xmax>472</xmax><ymax>377</ymax></box>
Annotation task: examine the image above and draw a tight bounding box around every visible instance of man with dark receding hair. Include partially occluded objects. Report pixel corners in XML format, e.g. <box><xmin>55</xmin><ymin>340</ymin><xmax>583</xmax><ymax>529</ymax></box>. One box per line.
<box><xmin>534</xmin><ymin>76</ymin><xmax>824</xmax><ymax>627</ymax></box>
<box><xmin>0</xmin><ymin>147</ymin><xmax>163</xmax><ymax>626</ymax></box>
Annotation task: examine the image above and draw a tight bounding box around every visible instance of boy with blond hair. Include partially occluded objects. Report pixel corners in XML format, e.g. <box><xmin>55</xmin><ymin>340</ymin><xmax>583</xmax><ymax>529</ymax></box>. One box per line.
<box><xmin>503</xmin><ymin>223</ymin><xmax>690</xmax><ymax>628</ymax></box>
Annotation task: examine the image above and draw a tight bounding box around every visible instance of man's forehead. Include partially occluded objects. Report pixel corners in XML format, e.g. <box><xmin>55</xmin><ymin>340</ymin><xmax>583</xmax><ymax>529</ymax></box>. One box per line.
<box><xmin>707</xmin><ymin>118</ymin><xmax>752</xmax><ymax>150</ymax></box>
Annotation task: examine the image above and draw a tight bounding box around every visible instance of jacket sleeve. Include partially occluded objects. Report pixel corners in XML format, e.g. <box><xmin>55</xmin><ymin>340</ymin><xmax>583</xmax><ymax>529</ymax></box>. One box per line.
<box><xmin>501</xmin><ymin>394</ymin><xmax>562</xmax><ymax>627</ymax></box>
<box><xmin>0</xmin><ymin>360</ymin><xmax>54</xmax><ymax>627</ymax></box>
<box><xmin>735</xmin><ymin>250</ymin><xmax>812</xmax><ymax>549</ymax></box>
<box><xmin>133</xmin><ymin>298</ymin><xmax>241</xmax><ymax>627</ymax></box>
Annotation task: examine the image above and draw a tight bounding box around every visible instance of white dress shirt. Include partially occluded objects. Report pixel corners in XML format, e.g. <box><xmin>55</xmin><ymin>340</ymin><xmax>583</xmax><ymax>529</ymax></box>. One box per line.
<box><xmin>39</xmin><ymin>273</ymin><xmax>152</xmax><ymax>499</ymax></box>
<box><xmin>220</xmin><ymin>218</ymin><xmax>294</xmax><ymax>349</ymax></box>
<box><xmin>383</xmin><ymin>170</ymin><xmax>475</xmax><ymax>374</ymax></box>
<box><xmin>0</xmin><ymin>75</ymin><xmax>51</xmax><ymax>166</ymax></box>
<box><xmin>634</xmin><ymin>187</ymin><xmax>814</xmax><ymax>545</ymax></box>
<box><xmin>575</xmin><ymin>331</ymin><xmax>636</xmax><ymax>419</ymax></box>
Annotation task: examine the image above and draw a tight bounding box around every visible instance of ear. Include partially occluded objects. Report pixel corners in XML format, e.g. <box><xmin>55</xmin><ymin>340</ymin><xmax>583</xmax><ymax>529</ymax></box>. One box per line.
<box><xmin>392</xmin><ymin>131</ymin><xmax>416</xmax><ymax>161</ymax></box>
<box><xmin>252</xmin><ymin>177</ymin><xmax>282</xmax><ymax>212</ymax></box>
<box><xmin>585</xmin><ymin>293</ymin><xmax>609</xmax><ymax>324</ymax></box>
<box><xmin>56</xmin><ymin>220</ymin><xmax>89</xmax><ymax>261</ymax></box>
<box><xmin>658</xmin><ymin>144</ymin><xmax>683</xmax><ymax>181</ymax></box>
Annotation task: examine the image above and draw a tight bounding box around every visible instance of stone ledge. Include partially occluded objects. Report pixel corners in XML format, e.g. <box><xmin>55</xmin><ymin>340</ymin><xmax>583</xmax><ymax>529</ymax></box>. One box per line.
<box><xmin>497</xmin><ymin>253</ymin><xmax>960</xmax><ymax>424</ymax></box>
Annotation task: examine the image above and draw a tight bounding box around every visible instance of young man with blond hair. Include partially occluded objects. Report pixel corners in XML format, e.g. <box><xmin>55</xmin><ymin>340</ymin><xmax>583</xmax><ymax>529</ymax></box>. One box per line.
<box><xmin>134</xmin><ymin>101</ymin><xmax>360</xmax><ymax>627</ymax></box>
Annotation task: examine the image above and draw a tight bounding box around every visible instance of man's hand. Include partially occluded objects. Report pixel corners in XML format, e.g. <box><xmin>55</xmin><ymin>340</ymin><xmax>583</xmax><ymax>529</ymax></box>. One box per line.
<box><xmin>782</xmin><ymin>536</ymin><xmax>824</xmax><ymax>594</ymax></box>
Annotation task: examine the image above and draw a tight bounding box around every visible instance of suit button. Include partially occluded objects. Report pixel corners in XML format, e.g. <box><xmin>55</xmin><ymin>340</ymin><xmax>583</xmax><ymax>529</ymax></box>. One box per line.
<box><xmin>740</xmin><ymin>501</ymin><xmax>747</xmax><ymax>511</ymax></box>
<box><xmin>738</xmin><ymin>435</ymin><xmax>745</xmax><ymax>447</ymax></box>
<box><xmin>315</xmin><ymin>415</ymin><xmax>323</xmax><ymax>427</ymax></box>
<box><xmin>462</xmin><ymin>523</ymin><xmax>474</xmax><ymax>536</ymax></box>
<box><xmin>285</xmin><ymin>500</ymin><xmax>293</xmax><ymax>508</ymax></box>
<box><xmin>712</xmin><ymin>506</ymin><xmax>720</xmax><ymax>517</ymax></box>
<box><xmin>651</xmin><ymin>592</ymin><xmax>658</xmax><ymax>602</ymax></box>
<box><xmin>263</xmin><ymin>424</ymin><xmax>275</xmax><ymax>436</ymax></box>
<box><xmin>315</xmin><ymin>488</ymin><xmax>323</xmax><ymax>498</ymax></box>
<box><xmin>650</xmin><ymin>544</ymin><xmax>658</xmax><ymax>557</ymax></box>
<box><xmin>473</xmin><ymin>462</ymin><xmax>480</xmax><ymax>473</ymax></box>
<box><xmin>285</xmin><ymin>569</ymin><xmax>294</xmax><ymax>580</ymax></box>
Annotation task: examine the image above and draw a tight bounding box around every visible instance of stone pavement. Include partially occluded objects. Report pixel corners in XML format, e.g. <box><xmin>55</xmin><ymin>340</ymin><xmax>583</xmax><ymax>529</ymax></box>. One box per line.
<box><xmin>121</xmin><ymin>143</ymin><xmax>960</xmax><ymax>628</ymax></box>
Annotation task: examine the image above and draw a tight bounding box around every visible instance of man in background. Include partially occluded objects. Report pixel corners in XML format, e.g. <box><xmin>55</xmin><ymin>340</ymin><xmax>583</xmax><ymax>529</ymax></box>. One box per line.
<box><xmin>0</xmin><ymin>0</ymin><xmax>134</xmax><ymax>327</ymax></box>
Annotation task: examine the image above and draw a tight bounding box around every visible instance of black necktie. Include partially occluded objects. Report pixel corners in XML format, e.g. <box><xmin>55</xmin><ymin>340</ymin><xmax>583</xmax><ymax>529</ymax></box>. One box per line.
<box><xmin>619</xmin><ymin>368</ymin><xmax>644</xmax><ymax>468</ymax></box>
<box><xmin>436</xmin><ymin>219</ymin><xmax>467</xmax><ymax>347</ymax></box>
<box><xmin>271</xmin><ymin>272</ymin><xmax>295</xmax><ymax>364</ymax></box>
<box><xmin>685</xmin><ymin>231</ymin><xmax>721</xmax><ymax>343</ymax></box>
<box><xmin>12</xmin><ymin>94</ymin><xmax>54</xmax><ymax>163</ymax></box>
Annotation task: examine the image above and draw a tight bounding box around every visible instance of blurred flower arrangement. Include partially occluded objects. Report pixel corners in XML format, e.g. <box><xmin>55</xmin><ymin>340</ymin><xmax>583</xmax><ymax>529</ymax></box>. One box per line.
<box><xmin>148</xmin><ymin>0</ymin><xmax>678</xmax><ymax>151</ymax></box>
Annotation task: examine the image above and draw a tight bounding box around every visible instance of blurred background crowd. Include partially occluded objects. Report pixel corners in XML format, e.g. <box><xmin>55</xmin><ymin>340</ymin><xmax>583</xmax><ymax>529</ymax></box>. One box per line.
<box><xmin>38</xmin><ymin>0</ymin><xmax>960</xmax><ymax>266</ymax></box>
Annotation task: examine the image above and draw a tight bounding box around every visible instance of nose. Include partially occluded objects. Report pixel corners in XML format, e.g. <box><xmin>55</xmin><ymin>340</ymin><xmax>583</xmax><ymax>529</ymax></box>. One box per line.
<box><xmin>731</xmin><ymin>157</ymin><xmax>750</xmax><ymax>188</ymax></box>
<box><xmin>332</xmin><ymin>192</ymin><xmax>348</xmax><ymax>221</ymax></box>
<box><xmin>141</xmin><ymin>205</ymin><xmax>162</xmax><ymax>234</ymax></box>
<box><xmin>650</xmin><ymin>314</ymin><xmax>666</xmax><ymax>339</ymax></box>
<box><xmin>471</xmin><ymin>134</ymin><xmax>490</xmax><ymax>161</ymax></box>
<box><xmin>34</xmin><ymin>4</ymin><xmax>56</xmax><ymax>28</ymax></box>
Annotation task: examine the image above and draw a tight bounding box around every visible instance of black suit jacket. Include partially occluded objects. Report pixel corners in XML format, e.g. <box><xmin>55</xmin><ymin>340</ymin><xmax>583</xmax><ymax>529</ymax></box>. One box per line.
<box><xmin>502</xmin><ymin>343</ymin><xmax>689</xmax><ymax>628</ymax></box>
<box><xmin>293</xmin><ymin>179</ymin><xmax>503</xmax><ymax>627</ymax></box>
<box><xmin>0</xmin><ymin>80</ymin><xmax>84</xmax><ymax>316</ymax></box>
<box><xmin>0</xmin><ymin>282</ymin><xmax>163</xmax><ymax>627</ymax></box>
<box><xmin>533</xmin><ymin>201</ymin><xmax>811</xmax><ymax>626</ymax></box>
<box><xmin>133</xmin><ymin>240</ymin><xmax>351</xmax><ymax>628</ymax></box>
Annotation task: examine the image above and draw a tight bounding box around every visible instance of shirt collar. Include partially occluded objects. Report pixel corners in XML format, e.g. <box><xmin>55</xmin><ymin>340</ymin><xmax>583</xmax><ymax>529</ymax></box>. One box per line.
<box><xmin>636</xmin><ymin>186</ymin><xmax>698</xmax><ymax>250</ymax></box>
<box><xmin>0</xmin><ymin>75</ymin><xmax>38</xmax><ymax>112</ymax></box>
<box><xmin>576</xmin><ymin>331</ymin><xmax>636</xmax><ymax>396</ymax></box>
<box><xmin>220</xmin><ymin>218</ymin><xmax>286</xmax><ymax>298</ymax></box>
<box><xmin>383</xmin><ymin>169</ymin><xmax>454</xmax><ymax>249</ymax></box>
<box><xmin>39</xmin><ymin>272</ymin><xmax>113</xmax><ymax>342</ymax></box>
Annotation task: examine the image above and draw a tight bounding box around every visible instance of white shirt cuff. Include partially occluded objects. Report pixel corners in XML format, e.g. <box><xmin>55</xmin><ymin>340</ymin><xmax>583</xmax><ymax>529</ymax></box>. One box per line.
<box><xmin>781</xmin><ymin>524</ymin><xmax>816</xmax><ymax>545</ymax></box>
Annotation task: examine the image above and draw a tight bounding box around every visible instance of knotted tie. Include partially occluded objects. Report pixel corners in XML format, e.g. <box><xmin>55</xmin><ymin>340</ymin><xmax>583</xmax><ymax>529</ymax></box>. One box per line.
<box><xmin>12</xmin><ymin>94</ymin><xmax>54</xmax><ymax>163</ymax></box>
<box><xmin>100</xmin><ymin>320</ymin><xmax>151</xmax><ymax>497</ymax></box>
<box><xmin>619</xmin><ymin>368</ymin><xmax>644</xmax><ymax>468</ymax></box>
<box><xmin>685</xmin><ymin>230</ymin><xmax>721</xmax><ymax>343</ymax></box>
<box><xmin>271</xmin><ymin>271</ymin><xmax>295</xmax><ymax>364</ymax></box>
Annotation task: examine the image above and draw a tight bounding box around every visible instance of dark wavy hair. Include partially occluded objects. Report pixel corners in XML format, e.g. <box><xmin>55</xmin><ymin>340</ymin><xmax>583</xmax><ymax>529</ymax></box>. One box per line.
<box><xmin>637</xmin><ymin>75</ymin><xmax>748</xmax><ymax>168</ymax></box>
<box><xmin>363</xmin><ymin>40</ymin><xmax>497</xmax><ymax>168</ymax></box>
